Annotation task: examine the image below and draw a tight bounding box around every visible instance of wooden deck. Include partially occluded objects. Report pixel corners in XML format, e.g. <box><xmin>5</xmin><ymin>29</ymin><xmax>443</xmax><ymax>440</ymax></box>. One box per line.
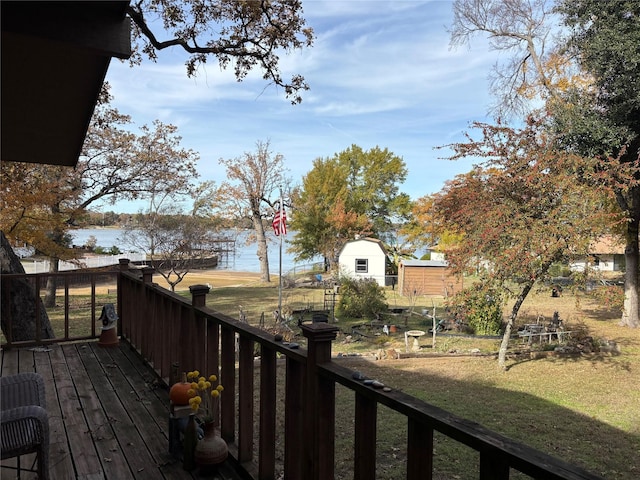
<box><xmin>1</xmin><ymin>341</ymin><xmax>239</xmax><ymax>480</ymax></box>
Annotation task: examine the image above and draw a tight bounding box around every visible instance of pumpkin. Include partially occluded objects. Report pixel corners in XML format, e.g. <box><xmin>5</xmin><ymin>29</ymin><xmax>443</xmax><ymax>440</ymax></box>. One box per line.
<box><xmin>170</xmin><ymin>373</ymin><xmax>192</xmax><ymax>405</ymax></box>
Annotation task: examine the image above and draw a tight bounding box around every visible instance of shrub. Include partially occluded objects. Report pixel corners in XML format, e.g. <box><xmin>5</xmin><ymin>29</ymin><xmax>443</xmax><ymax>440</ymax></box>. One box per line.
<box><xmin>337</xmin><ymin>277</ymin><xmax>388</xmax><ymax>319</ymax></box>
<box><xmin>94</xmin><ymin>245</ymin><xmax>122</xmax><ymax>255</ymax></box>
<box><xmin>446</xmin><ymin>283</ymin><xmax>504</xmax><ymax>335</ymax></box>
<box><xmin>589</xmin><ymin>285</ymin><xmax>624</xmax><ymax>313</ymax></box>
<box><xmin>548</xmin><ymin>262</ymin><xmax>572</xmax><ymax>278</ymax></box>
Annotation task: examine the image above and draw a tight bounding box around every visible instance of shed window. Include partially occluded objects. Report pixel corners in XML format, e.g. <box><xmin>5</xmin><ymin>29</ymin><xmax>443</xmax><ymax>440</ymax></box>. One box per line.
<box><xmin>355</xmin><ymin>258</ymin><xmax>368</xmax><ymax>273</ymax></box>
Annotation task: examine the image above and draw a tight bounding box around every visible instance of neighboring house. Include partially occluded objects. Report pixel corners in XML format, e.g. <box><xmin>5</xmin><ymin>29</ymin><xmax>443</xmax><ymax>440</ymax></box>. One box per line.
<box><xmin>426</xmin><ymin>245</ymin><xmax>446</xmax><ymax>262</ymax></box>
<box><xmin>570</xmin><ymin>236</ymin><xmax>626</xmax><ymax>272</ymax></box>
<box><xmin>397</xmin><ymin>259</ymin><xmax>463</xmax><ymax>297</ymax></box>
<box><xmin>338</xmin><ymin>237</ymin><xmax>388</xmax><ymax>287</ymax></box>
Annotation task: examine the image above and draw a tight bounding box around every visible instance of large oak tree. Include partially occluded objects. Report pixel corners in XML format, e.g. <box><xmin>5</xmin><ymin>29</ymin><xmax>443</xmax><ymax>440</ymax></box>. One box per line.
<box><xmin>432</xmin><ymin>116</ymin><xmax>618</xmax><ymax>368</ymax></box>
<box><xmin>213</xmin><ymin>140</ymin><xmax>288</xmax><ymax>283</ymax></box>
<box><xmin>449</xmin><ymin>0</ymin><xmax>640</xmax><ymax>328</ymax></box>
<box><xmin>289</xmin><ymin>145</ymin><xmax>410</xmax><ymax>270</ymax></box>
<box><xmin>289</xmin><ymin>158</ymin><xmax>372</xmax><ymax>271</ymax></box>
<box><xmin>127</xmin><ymin>0</ymin><xmax>314</xmax><ymax>104</ymax></box>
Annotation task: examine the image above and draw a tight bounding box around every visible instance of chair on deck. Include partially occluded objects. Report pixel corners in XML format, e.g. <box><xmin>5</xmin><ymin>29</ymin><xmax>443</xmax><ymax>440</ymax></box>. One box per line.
<box><xmin>1</xmin><ymin>372</ymin><xmax>50</xmax><ymax>479</ymax></box>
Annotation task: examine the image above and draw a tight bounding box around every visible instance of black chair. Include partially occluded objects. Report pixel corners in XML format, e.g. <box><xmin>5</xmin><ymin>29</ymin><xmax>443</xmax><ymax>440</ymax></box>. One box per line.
<box><xmin>1</xmin><ymin>372</ymin><xmax>50</xmax><ymax>479</ymax></box>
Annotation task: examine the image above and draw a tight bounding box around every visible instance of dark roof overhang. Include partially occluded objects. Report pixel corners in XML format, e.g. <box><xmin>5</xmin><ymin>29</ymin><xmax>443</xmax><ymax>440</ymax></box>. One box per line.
<box><xmin>1</xmin><ymin>1</ymin><xmax>132</xmax><ymax>167</ymax></box>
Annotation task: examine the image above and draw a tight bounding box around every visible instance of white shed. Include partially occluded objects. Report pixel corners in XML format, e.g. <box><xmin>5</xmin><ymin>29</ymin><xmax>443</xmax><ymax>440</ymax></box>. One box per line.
<box><xmin>338</xmin><ymin>237</ymin><xmax>388</xmax><ymax>287</ymax></box>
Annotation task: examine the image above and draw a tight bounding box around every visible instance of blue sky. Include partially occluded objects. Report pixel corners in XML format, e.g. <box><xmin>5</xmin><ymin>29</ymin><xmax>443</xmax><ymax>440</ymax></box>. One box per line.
<box><xmin>105</xmin><ymin>0</ymin><xmax>499</xmax><ymax>213</ymax></box>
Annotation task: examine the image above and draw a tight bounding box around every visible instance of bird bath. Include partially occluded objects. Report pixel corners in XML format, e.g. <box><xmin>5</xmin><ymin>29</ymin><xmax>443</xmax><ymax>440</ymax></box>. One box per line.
<box><xmin>405</xmin><ymin>330</ymin><xmax>426</xmax><ymax>352</ymax></box>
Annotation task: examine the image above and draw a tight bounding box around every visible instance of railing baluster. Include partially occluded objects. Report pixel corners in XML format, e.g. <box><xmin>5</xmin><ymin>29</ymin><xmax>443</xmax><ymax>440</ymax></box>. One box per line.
<box><xmin>169</xmin><ymin>296</ymin><xmax>182</xmax><ymax>380</ymax></box>
<box><xmin>157</xmin><ymin>295</ymin><xmax>169</xmax><ymax>379</ymax></box>
<box><xmin>238</xmin><ymin>335</ymin><xmax>254</xmax><ymax>463</ymax></box>
<box><xmin>284</xmin><ymin>357</ymin><xmax>304</xmax><ymax>480</ymax></box>
<box><xmin>190</xmin><ymin>285</ymin><xmax>209</xmax><ymax>371</ymax></box>
<box><xmin>118</xmin><ymin>259</ymin><xmax>128</xmax><ymax>338</ymax></box>
<box><xmin>354</xmin><ymin>391</ymin><xmax>377</xmax><ymax>479</ymax></box>
<box><xmin>480</xmin><ymin>450</ymin><xmax>510</xmax><ymax>480</ymax></box>
<box><xmin>35</xmin><ymin>275</ymin><xmax>42</xmax><ymax>342</ymax></box>
<box><xmin>205</xmin><ymin>316</ymin><xmax>219</xmax><ymax>384</ymax></box>
<box><xmin>259</xmin><ymin>345</ymin><xmax>277</xmax><ymax>479</ymax></box>
<box><xmin>90</xmin><ymin>276</ymin><xmax>96</xmax><ymax>338</ymax></box>
<box><xmin>220</xmin><ymin>325</ymin><xmax>236</xmax><ymax>443</ymax></box>
<box><xmin>141</xmin><ymin>268</ymin><xmax>155</xmax><ymax>360</ymax></box>
<box><xmin>63</xmin><ymin>275</ymin><xmax>70</xmax><ymax>340</ymax></box>
<box><xmin>407</xmin><ymin>418</ymin><xmax>433</xmax><ymax>480</ymax></box>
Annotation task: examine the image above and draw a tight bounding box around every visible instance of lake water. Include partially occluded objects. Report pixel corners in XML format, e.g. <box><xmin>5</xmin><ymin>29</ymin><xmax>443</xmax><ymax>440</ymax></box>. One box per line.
<box><xmin>71</xmin><ymin>228</ymin><xmax>321</xmax><ymax>274</ymax></box>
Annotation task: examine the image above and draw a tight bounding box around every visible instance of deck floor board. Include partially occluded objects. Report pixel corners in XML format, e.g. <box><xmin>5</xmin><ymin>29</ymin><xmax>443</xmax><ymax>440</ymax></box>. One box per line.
<box><xmin>1</xmin><ymin>341</ymin><xmax>239</xmax><ymax>479</ymax></box>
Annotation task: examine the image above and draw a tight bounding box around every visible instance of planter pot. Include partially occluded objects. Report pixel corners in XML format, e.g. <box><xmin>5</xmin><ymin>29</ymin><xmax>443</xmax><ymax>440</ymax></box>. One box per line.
<box><xmin>195</xmin><ymin>422</ymin><xmax>228</xmax><ymax>470</ymax></box>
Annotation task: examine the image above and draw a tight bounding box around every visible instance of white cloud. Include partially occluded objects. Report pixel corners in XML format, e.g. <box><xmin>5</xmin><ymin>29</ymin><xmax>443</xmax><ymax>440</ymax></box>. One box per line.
<box><xmin>105</xmin><ymin>0</ymin><xmax>503</xmax><ymax>211</ymax></box>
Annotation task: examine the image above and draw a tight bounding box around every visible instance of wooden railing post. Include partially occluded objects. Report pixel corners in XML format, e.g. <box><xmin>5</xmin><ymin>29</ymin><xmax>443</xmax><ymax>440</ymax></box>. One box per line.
<box><xmin>189</xmin><ymin>284</ymin><xmax>210</xmax><ymax>372</ymax></box>
<box><xmin>189</xmin><ymin>284</ymin><xmax>210</xmax><ymax>308</ymax></box>
<box><xmin>141</xmin><ymin>266</ymin><xmax>154</xmax><ymax>285</ymax></box>
<box><xmin>117</xmin><ymin>259</ymin><xmax>130</xmax><ymax>337</ymax></box>
<box><xmin>301</xmin><ymin>323</ymin><xmax>339</xmax><ymax>480</ymax></box>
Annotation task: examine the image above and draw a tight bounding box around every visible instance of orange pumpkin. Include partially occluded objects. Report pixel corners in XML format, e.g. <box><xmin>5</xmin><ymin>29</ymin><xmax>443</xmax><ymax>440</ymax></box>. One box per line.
<box><xmin>170</xmin><ymin>373</ymin><xmax>192</xmax><ymax>405</ymax></box>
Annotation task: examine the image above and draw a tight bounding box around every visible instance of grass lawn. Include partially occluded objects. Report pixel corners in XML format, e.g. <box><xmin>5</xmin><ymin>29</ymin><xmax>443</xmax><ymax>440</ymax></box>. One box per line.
<box><xmin>201</xmin><ymin>281</ymin><xmax>639</xmax><ymax>480</ymax></box>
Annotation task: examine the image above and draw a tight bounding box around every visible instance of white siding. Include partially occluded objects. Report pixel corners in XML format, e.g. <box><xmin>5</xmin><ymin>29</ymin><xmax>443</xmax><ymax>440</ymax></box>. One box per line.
<box><xmin>570</xmin><ymin>254</ymin><xmax>619</xmax><ymax>272</ymax></box>
<box><xmin>338</xmin><ymin>239</ymin><xmax>387</xmax><ymax>286</ymax></box>
<box><xmin>431</xmin><ymin>251</ymin><xmax>445</xmax><ymax>262</ymax></box>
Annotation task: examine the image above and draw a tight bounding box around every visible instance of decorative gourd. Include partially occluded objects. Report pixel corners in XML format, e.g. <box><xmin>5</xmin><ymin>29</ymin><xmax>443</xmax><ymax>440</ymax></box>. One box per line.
<box><xmin>170</xmin><ymin>373</ymin><xmax>192</xmax><ymax>405</ymax></box>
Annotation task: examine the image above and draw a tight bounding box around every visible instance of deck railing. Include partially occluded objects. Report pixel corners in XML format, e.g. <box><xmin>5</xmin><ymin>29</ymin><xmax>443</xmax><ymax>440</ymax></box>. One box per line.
<box><xmin>1</xmin><ymin>269</ymin><xmax>118</xmax><ymax>348</ymax></box>
<box><xmin>116</xmin><ymin>260</ymin><xmax>603</xmax><ymax>480</ymax></box>
<box><xmin>0</xmin><ymin>261</ymin><xmax>603</xmax><ymax>479</ymax></box>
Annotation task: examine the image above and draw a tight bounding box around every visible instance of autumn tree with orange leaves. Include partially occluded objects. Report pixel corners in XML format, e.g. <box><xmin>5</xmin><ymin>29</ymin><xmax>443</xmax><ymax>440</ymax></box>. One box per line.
<box><xmin>289</xmin><ymin>145</ymin><xmax>410</xmax><ymax>272</ymax></box>
<box><xmin>0</xmin><ymin>99</ymin><xmax>199</xmax><ymax>340</ymax></box>
<box><xmin>450</xmin><ymin>0</ymin><xmax>640</xmax><ymax>328</ymax></box>
<box><xmin>432</xmin><ymin>115</ymin><xmax>621</xmax><ymax>368</ymax></box>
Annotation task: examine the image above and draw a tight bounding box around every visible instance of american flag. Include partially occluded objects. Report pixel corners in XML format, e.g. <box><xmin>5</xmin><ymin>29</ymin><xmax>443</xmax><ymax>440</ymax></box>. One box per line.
<box><xmin>273</xmin><ymin>204</ymin><xmax>287</xmax><ymax>236</ymax></box>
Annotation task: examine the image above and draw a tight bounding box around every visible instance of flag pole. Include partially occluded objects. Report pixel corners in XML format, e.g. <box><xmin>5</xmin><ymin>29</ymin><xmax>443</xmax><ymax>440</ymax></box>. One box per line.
<box><xmin>278</xmin><ymin>190</ymin><xmax>283</xmax><ymax>322</ymax></box>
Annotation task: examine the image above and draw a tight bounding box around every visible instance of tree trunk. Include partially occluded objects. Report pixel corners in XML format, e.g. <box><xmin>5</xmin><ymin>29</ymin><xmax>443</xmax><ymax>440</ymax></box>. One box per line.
<box><xmin>0</xmin><ymin>231</ymin><xmax>55</xmax><ymax>342</ymax></box>
<box><xmin>498</xmin><ymin>282</ymin><xmax>533</xmax><ymax>370</ymax></box>
<box><xmin>620</xmin><ymin>217</ymin><xmax>639</xmax><ymax>328</ymax></box>
<box><xmin>44</xmin><ymin>257</ymin><xmax>60</xmax><ymax>308</ymax></box>
<box><xmin>253</xmin><ymin>214</ymin><xmax>271</xmax><ymax>283</ymax></box>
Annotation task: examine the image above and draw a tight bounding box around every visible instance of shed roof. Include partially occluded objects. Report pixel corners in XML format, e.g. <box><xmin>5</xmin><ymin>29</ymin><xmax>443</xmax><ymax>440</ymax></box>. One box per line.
<box><xmin>400</xmin><ymin>259</ymin><xmax>449</xmax><ymax>268</ymax></box>
<box><xmin>339</xmin><ymin>237</ymin><xmax>387</xmax><ymax>256</ymax></box>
